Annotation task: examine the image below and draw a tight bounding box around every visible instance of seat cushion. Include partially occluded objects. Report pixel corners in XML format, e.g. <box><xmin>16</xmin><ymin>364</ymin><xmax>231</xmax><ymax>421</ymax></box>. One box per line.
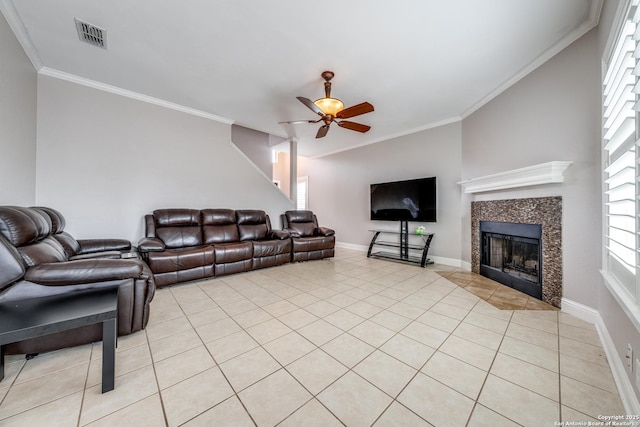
<box><xmin>252</xmin><ymin>239</ymin><xmax>291</xmax><ymax>257</ymax></box>
<box><xmin>292</xmin><ymin>236</ymin><xmax>335</xmax><ymax>253</ymax></box>
<box><xmin>146</xmin><ymin>245</ymin><xmax>214</xmax><ymax>274</ymax></box>
<box><xmin>212</xmin><ymin>241</ymin><xmax>252</xmax><ymax>264</ymax></box>
<box><xmin>202</xmin><ymin>209</ymin><xmax>239</xmax><ymax>244</ymax></box>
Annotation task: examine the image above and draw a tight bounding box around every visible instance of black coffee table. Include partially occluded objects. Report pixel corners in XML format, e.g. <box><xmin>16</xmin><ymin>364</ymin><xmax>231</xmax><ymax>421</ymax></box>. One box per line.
<box><xmin>0</xmin><ymin>287</ymin><xmax>118</xmax><ymax>393</ymax></box>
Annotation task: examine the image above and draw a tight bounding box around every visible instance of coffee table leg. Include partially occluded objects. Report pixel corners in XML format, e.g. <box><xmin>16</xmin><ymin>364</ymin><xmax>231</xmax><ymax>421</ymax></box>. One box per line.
<box><xmin>102</xmin><ymin>318</ymin><xmax>116</xmax><ymax>393</ymax></box>
<box><xmin>0</xmin><ymin>345</ymin><xmax>4</xmax><ymax>382</ymax></box>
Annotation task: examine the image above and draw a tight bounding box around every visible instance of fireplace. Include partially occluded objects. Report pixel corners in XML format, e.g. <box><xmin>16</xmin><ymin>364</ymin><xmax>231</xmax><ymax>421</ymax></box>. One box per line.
<box><xmin>471</xmin><ymin>197</ymin><xmax>562</xmax><ymax>308</ymax></box>
<box><xmin>480</xmin><ymin>221</ymin><xmax>542</xmax><ymax>299</ymax></box>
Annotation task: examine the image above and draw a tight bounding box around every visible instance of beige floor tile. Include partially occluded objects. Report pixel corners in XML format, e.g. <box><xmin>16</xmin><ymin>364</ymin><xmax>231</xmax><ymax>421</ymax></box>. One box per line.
<box><xmin>195</xmin><ymin>316</ymin><xmax>242</xmax><ymax>343</ymax></box>
<box><xmin>478</xmin><ymin>374</ymin><xmax>559</xmax><ymax>427</ymax></box>
<box><xmin>558</xmin><ymin>312</ymin><xmax>594</xmax><ymax>330</ymax></box>
<box><xmin>321</xmin><ymin>333</ymin><xmax>376</xmax><ymax>368</ymax></box>
<box><xmin>324</xmin><ymin>293</ymin><xmax>359</xmax><ymax>308</ymax></box>
<box><xmin>161</xmin><ymin>367</ymin><xmax>234</xmax><ymax>427</ymax></box>
<box><xmin>238</xmin><ymin>369</ymin><xmax>312</xmax><ymax>426</ymax></box>
<box><xmin>287</xmin><ymin>292</ymin><xmax>321</xmax><ymax>307</ymax></box>
<box><xmin>373</xmin><ymin>401</ymin><xmax>432</xmax><ymax>426</ymax></box>
<box><xmin>277</xmin><ymin>308</ymin><xmax>319</xmax><ymax>329</ymax></box>
<box><xmin>511</xmin><ymin>311</ymin><xmax>558</xmax><ymax>335</ymax></box>
<box><xmin>354</xmin><ymin>350</ymin><xmax>417</xmax><ymax>397</ymax></box>
<box><xmin>246</xmin><ymin>318</ymin><xmax>293</xmax><ymax>345</ymax></box>
<box><xmin>380</xmin><ymin>334</ymin><xmax>435</xmax><ymax>369</ymax></box>
<box><xmin>318</xmin><ymin>371</ymin><xmax>392</xmax><ymax>426</ymax></box>
<box><xmin>387</xmin><ymin>301</ymin><xmax>426</xmax><ymax>320</ymax></box>
<box><xmin>154</xmin><ymin>346</ymin><xmax>216</xmax><ymax>390</ymax></box>
<box><xmin>304</xmin><ymin>300</ymin><xmax>341</xmax><ymax>317</ymax></box>
<box><xmin>467</xmin><ymin>404</ymin><xmax>520</xmax><ymax>427</ymax></box>
<box><xmin>219</xmin><ymin>347</ymin><xmax>280</xmax><ymax>392</ymax></box>
<box><xmin>415</xmin><ymin>311</ymin><xmax>460</xmax><ymax>333</ymax></box>
<box><xmin>453</xmin><ymin>322</ymin><xmax>503</xmax><ymax>350</ymax></box>
<box><xmin>91</xmin><ymin>330</ymin><xmax>148</xmax><ymax>359</ymax></box>
<box><xmin>422</xmin><ymin>351</ymin><xmax>487</xmax><ymax>399</ymax></box>
<box><xmin>559</xmin><ymin>336</ymin><xmax>609</xmax><ymax>367</ymax></box>
<box><xmin>84</xmin><ymin>393</ymin><xmax>165</xmax><ymax>427</ymax></box>
<box><xmin>429</xmin><ymin>301</ymin><xmax>470</xmax><ymax>320</ymax></box>
<box><xmin>439</xmin><ymin>335</ymin><xmax>497</xmax><ymax>371</ymax></box>
<box><xmin>560</xmin><ymin>405</ymin><xmax>600</xmax><ymax>423</ymax></box>
<box><xmin>80</xmin><ymin>365</ymin><xmax>158</xmax><ymax>425</ymax></box>
<box><xmin>559</xmin><ymin>323</ymin><xmax>600</xmax><ymax>346</ymax></box>
<box><xmin>287</xmin><ymin>349</ymin><xmax>348</xmax><ymax>394</ymax></box>
<box><xmin>345</xmin><ymin>300</ymin><xmax>385</xmax><ymax>318</ymax></box>
<box><xmin>323</xmin><ymin>308</ymin><xmax>366</xmax><ymax>331</ymax></box>
<box><xmin>0</xmin><ymin>391</ymin><xmax>82</xmax><ymax>427</ymax></box>
<box><xmin>401</xmin><ymin>321</ymin><xmax>449</xmax><ymax>349</ymax></box>
<box><xmin>505</xmin><ymin>322</ymin><xmax>558</xmax><ymax>351</ymax></box>
<box><xmin>463</xmin><ymin>311</ymin><xmax>509</xmax><ymax>334</ymax></box>
<box><xmin>187</xmin><ymin>306</ymin><xmax>228</xmax><ymax>327</ymax></box>
<box><xmin>220</xmin><ymin>298</ymin><xmax>258</xmax><ymax>316</ymax></box>
<box><xmin>183</xmin><ymin>396</ymin><xmax>254</xmax><ymax>426</ymax></box>
<box><xmin>0</xmin><ymin>362</ymin><xmax>88</xmax><ymax>420</ymax></box>
<box><xmin>232</xmin><ymin>307</ymin><xmax>274</xmax><ymax>328</ymax></box>
<box><xmin>15</xmin><ymin>345</ymin><xmax>91</xmax><ymax>384</ymax></box>
<box><xmin>297</xmin><ymin>319</ymin><xmax>343</xmax><ymax>346</ymax></box>
<box><xmin>0</xmin><ymin>357</ymin><xmax>25</xmax><ymax>387</ymax></box>
<box><xmin>364</xmin><ymin>294</ymin><xmax>397</xmax><ymax>309</ymax></box>
<box><xmin>402</xmin><ymin>295</ymin><xmax>438</xmax><ymax>311</ymax></box>
<box><xmin>279</xmin><ymin>398</ymin><xmax>343</xmax><ymax>426</ymax></box>
<box><xmin>560</xmin><ymin>375</ymin><xmax>625</xmax><ymax>420</ymax></box>
<box><xmin>499</xmin><ymin>335</ymin><xmax>559</xmax><ymax>372</ymax></box>
<box><xmin>560</xmin><ymin>353</ymin><xmax>617</xmax><ymax>394</ymax></box>
<box><xmin>145</xmin><ymin>315</ymin><xmax>193</xmax><ymax>342</ymax></box>
<box><xmin>471</xmin><ymin>300</ymin><xmax>514</xmax><ymax>321</ymax></box>
<box><xmin>263</xmin><ymin>332</ymin><xmax>316</xmax><ymax>366</ymax></box>
<box><xmin>349</xmin><ymin>320</ymin><xmax>396</xmax><ymax>347</ymax></box>
<box><xmin>398</xmin><ymin>372</ymin><xmax>475</xmax><ymax>427</ymax></box>
<box><xmin>205</xmin><ymin>330</ymin><xmax>258</xmax><ymax>364</ymax></box>
<box><xmin>178</xmin><ymin>299</ymin><xmax>218</xmax><ymax>316</ymax></box>
<box><xmin>148</xmin><ymin>327</ymin><xmax>201</xmax><ymax>363</ymax></box>
<box><xmin>490</xmin><ymin>353</ymin><xmax>559</xmax><ymax>401</ymax></box>
<box><xmin>370</xmin><ymin>310</ymin><xmax>413</xmax><ymax>332</ymax></box>
<box><xmin>146</xmin><ymin>305</ymin><xmax>184</xmax><ymax>325</ymax></box>
<box><xmin>263</xmin><ymin>299</ymin><xmax>299</xmax><ymax>316</ymax></box>
<box><xmin>87</xmin><ymin>342</ymin><xmax>152</xmax><ymax>388</ymax></box>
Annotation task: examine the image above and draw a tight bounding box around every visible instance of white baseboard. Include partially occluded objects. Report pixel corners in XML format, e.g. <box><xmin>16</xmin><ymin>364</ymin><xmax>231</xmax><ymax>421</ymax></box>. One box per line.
<box><xmin>336</xmin><ymin>242</ymin><xmax>368</xmax><ymax>252</ymax></box>
<box><xmin>562</xmin><ymin>297</ymin><xmax>640</xmax><ymax>416</ymax></box>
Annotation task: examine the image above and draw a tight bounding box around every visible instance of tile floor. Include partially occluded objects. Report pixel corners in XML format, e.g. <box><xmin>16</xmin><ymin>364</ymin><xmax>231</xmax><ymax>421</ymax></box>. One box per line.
<box><xmin>0</xmin><ymin>248</ymin><xmax>628</xmax><ymax>426</ymax></box>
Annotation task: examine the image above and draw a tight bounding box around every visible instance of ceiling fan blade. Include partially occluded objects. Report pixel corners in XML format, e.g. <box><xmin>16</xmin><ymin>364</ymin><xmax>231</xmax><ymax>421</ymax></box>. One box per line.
<box><xmin>297</xmin><ymin>97</ymin><xmax>325</xmax><ymax>117</ymax></box>
<box><xmin>316</xmin><ymin>125</ymin><xmax>330</xmax><ymax>138</ymax></box>
<box><xmin>336</xmin><ymin>102</ymin><xmax>374</xmax><ymax>119</ymax></box>
<box><xmin>337</xmin><ymin>121</ymin><xmax>371</xmax><ymax>133</ymax></box>
<box><xmin>279</xmin><ymin>119</ymin><xmax>321</xmax><ymax>125</ymax></box>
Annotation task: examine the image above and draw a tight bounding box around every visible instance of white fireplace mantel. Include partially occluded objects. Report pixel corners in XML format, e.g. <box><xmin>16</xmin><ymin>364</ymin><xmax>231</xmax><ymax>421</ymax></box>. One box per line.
<box><xmin>457</xmin><ymin>161</ymin><xmax>573</xmax><ymax>194</ymax></box>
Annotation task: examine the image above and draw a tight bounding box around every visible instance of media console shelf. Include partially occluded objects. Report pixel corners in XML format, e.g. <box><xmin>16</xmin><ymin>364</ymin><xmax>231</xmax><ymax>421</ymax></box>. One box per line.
<box><xmin>367</xmin><ymin>222</ymin><xmax>434</xmax><ymax>267</ymax></box>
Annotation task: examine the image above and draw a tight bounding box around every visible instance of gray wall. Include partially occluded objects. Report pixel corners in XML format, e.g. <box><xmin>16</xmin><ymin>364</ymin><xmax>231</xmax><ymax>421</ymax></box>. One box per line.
<box><xmin>35</xmin><ymin>75</ymin><xmax>294</xmax><ymax>242</ymax></box>
<box><xmin>461</xmin><ymin>28</ymin><xmax>601</xmax><ymax>307</ymax></box>
<box><xmin>231</xmin><ymin>124</ymin><xmax>273</xmax><ymax>178</ymax></box>
<box><xmin>0</xmin><ymin>12</ymin><xmax>37</xmax><ymax>205</ymax></box>
<box><xmin>301</xmin><ymin>122</ymin><xmax>463</xmax><ymax>264</ymax></box>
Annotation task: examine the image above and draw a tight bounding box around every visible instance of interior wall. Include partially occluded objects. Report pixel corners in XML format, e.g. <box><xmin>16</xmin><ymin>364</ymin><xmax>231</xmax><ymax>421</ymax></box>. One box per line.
<box><xmin>461</xmin><ymin>28</ymin><xmax>600</xmax><ymax>308</ymax></box>
<box><xmin>0</xmin><ymin>12</ymin><xmax>37</xmax><ymax>205</ymax></box>
<box><xmin>303</xmin><ymin>122</ymin><xmax>462</xmax><ymax>264</ymax></box>
<box><xmin>35</xmin><ymin>75</ymin><xmax>294</xmax><ymax>242</ymax></box>
<box><xmin>231</xmin><ymin>124</ymin><xmax>272</xmax><ymax>178</ymax></box>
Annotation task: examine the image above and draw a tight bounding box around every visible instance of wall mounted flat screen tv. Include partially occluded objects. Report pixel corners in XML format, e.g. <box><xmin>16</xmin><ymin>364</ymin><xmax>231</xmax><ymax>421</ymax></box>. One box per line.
<box><xmin>370</xmin><ymin>177</ymin><xmax>436</xmax><ymax>222</ymax></box>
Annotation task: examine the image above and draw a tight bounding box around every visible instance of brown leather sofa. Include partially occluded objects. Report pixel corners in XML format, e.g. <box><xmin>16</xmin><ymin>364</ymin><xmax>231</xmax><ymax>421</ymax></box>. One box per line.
<box><xmin>138</xmin><ymin>209</ymin><xmax>291</xmax><ymax>287</ymax></box>
<box><xmin>282</xmin><ymin>210</ymin><xmax>335</xmax><ymax>262</ymax></box>
<box><xmin>0</xmin><ymin>206</ymin><xmax>155</xmax><ymax>355</ymax></box>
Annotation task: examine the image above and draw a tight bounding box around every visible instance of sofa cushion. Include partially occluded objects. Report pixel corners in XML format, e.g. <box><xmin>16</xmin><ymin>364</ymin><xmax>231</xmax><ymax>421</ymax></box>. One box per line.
<box><xmin>237</xmin><ymin>210</ymin><xmax>269</xmax><ymax>241</ymax></box>
<box><xmin>0</xmin><ymin>235</ymin><xmax>25</xmax><ymax>292</ymax></box>
<box><xmin>153</xmin><ymin>209</ymin><xmax>203</xmax><ymax>249</ymax></box>
<box><xmin>19</xmin><ymin>237</ymin><xmax>68</xmax><ymax>267</ymax></box>
<box><xmin>212</xmin><ymin>241</ymin><xmax>252</xmax><ymax>264</ymax></box>
<box><xmin>0</xmin><ymin>206</ymin><xmax>52</xmax><ymax>246</ymax></box>
<box><xmin>253</xmin><ymin>239</ymin><xmax>291</xmax><ymax>257</ymax></box>
<box><xmin>202</xmin><ymin>209</ymin><xmax>239</xmax><ymax>244</ymax></box>
<box><xmin>146</xmin><ymin>245</ymin><xmax>215</xmax><ymax>274</ymax></box>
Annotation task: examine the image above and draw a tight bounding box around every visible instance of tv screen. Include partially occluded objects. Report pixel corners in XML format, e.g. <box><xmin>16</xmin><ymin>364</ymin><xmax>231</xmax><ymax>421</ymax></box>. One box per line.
<box><xmin>370</xmin><ymin>177</ymin><xmax>436</xmax><ymax>222</ymax></box>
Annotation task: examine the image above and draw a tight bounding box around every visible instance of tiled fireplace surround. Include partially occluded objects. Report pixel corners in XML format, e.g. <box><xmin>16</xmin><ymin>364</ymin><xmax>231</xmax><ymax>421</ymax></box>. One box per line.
<box><xmin>471</xmin><ymin>196</ymin><xmax>562</xmax><ymax>308</ymax></box>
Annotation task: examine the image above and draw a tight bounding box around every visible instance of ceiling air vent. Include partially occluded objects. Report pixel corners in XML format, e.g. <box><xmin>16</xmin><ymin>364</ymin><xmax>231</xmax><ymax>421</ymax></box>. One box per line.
<box><xmin>75</xmin><ymin>18</ymin><xmax>107</xmax><ymax>49</ymax></box>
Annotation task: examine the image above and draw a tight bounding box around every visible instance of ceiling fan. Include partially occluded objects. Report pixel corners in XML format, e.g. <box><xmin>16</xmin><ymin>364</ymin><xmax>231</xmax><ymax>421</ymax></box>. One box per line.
<box><xmin>280</xmin><ymin>71</ymin><xmax>374</xmax><ymax>138</ymax></box>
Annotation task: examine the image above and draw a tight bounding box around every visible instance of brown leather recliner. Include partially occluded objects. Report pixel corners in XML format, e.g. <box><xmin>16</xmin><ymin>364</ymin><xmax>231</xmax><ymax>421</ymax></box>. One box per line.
<box><xmin>0</xmin><ymin>206</ymin><xmax>155</xmax><ymax>355</ymax></box>
<box><xmin>281</xmin><ymin>210</ymin><xmax>335</xmax><ymax>262</ymax></box>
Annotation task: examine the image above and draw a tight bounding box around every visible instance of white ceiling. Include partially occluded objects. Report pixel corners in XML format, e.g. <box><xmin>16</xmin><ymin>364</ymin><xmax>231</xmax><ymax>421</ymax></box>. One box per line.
<box><xmin>2</xmin><ymin>0</ymin><xmax>601</xmax><ymax>157</ymax></box>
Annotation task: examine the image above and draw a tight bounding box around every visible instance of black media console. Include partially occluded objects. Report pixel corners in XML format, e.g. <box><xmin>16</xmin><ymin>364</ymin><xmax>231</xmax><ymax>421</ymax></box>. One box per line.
<box><xmin>367</xmin><ymin>220</ymin><xmax>434</xmax><ymax>267</ymax></box>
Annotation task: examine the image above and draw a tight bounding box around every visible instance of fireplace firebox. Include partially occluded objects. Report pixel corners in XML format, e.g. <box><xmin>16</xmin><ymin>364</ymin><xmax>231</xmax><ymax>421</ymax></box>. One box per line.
<box><xmin>480</xmin><ymin>221</ymin><xmax>542</xmax><ymax>299</ymax></box>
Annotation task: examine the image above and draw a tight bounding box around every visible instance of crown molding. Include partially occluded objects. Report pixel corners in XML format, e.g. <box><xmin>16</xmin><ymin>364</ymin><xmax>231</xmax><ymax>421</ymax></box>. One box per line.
<box><xmin>39</xmin><ymin>67</ymin><xmax>234</xmax><ymax>125</ymax></box>
<box><xmin>457</xmin><ymin>161</ymin><xmax>573</xmax><ymax>193</ymax></box>
<box><xmin>0</xmin><ymin>0</ymin><xmax>42</xmax><ymax>70</ymax></box>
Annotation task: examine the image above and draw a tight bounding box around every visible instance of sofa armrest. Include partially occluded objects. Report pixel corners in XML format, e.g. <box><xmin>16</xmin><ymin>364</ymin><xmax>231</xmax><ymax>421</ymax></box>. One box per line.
<box><xmin>77</xmin><ymin>239</ymin><xmax>132</xmax><ymax>254</ymax></box>
<box><xmin>137</xmin><ymin>237</ymin><xmax>165</xmax><ymax>252</ymax></box>
<box><xmin>268</xmin><ymin>230</ymin><xmax>291</xmax><ymax>240</ymax></box>
<box><xmin>24</xmin><ymin>259</ymin><xmax>144</xmax><ymax>286</ymax></box>
<box><xmin>316</xmin><ymin>227</ymin><xmax>335</xmax><ymax>237</ymax></box>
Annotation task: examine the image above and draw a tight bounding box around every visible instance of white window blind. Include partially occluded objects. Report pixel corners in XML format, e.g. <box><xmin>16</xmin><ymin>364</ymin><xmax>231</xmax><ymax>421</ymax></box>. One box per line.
<box><xmin>603</xmin><ymin>0</ymin><xmax>640</xmax><ymax>297</ymax></box>
<box><xmin>297</xmin><ymin>177</ymin><xmax>308</xmax><ymax>210</ymax></box>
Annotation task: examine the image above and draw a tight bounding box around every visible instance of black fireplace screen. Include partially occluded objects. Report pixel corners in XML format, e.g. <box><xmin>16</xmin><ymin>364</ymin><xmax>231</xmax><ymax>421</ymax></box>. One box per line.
<box><xmin>483</xmin><ymin>234</ymin><xmax>540</xmax><ymax>283</ymax></box>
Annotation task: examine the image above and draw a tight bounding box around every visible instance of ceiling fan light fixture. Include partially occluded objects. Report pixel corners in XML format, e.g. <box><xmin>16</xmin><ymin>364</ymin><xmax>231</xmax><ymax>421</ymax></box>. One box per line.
<box><xmin>313</xmin><ymin>97</ymin><xmax>344</xmax><ymax>116</ymax></box>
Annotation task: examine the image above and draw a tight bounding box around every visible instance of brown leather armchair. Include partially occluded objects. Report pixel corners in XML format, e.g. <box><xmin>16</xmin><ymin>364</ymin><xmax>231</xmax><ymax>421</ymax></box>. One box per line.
<box><xmin>281</xmin><ymin>210</ymin><xmax>335</xmax><ymax>262</ymax></box>
<box><xmin>0</xmin><ymin>206</ymin><xmax>155</xmax><ymax>354</ymax></box>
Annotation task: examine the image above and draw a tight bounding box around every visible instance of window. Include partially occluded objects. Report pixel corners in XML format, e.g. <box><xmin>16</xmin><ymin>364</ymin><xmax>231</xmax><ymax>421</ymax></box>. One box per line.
<box><xmin>297</xmin><ymin>176</ymin><xmax>308</xmax><ymax>210</ymax></box>
<box><xmin>602</xmin><ymin>0</ymin><xmax>640</xmax><ymax>308</ymax></box>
